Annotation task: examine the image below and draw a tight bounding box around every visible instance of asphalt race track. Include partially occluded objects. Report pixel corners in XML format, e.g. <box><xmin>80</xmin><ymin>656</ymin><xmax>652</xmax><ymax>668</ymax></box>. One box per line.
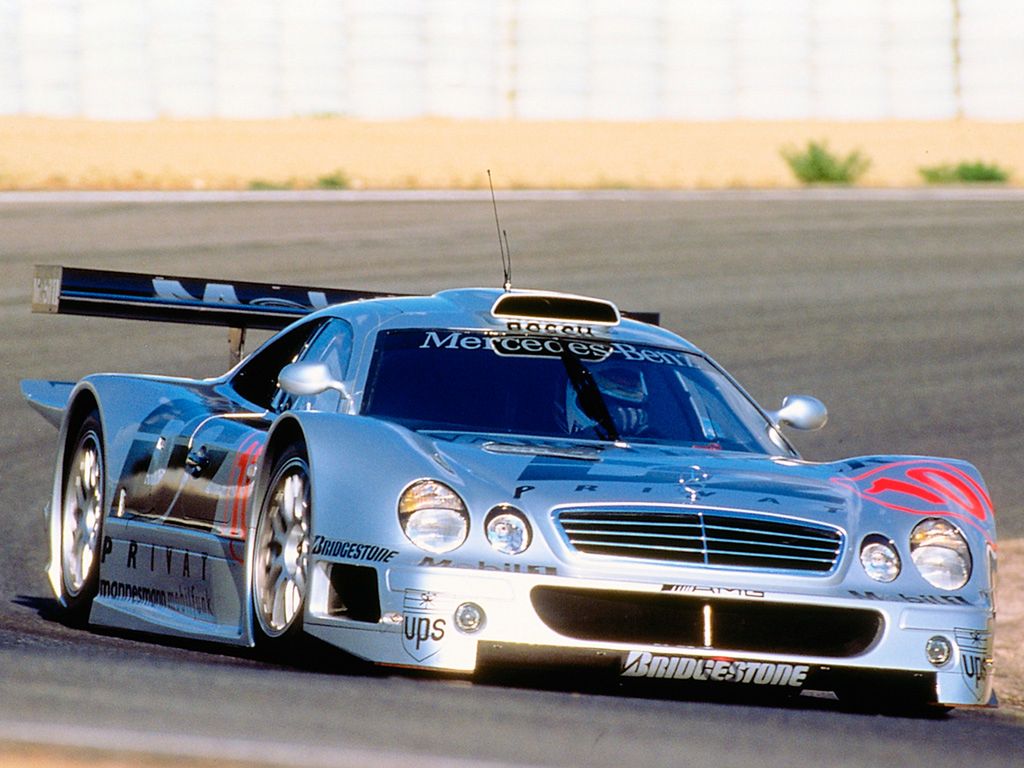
<box><xmin>0</xmin><ymin>195</ymin><xmax>1022</xmax><ymax>767</ymax></box>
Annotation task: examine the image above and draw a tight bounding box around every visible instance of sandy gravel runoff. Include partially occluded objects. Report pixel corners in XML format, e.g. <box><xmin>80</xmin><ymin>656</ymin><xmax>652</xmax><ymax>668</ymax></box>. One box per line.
<box><xmin>1</xmin><ymin>117</ymin><xmax>1022</xmax><ymax>190</ymax></box>
<box><xmin>995</xmin><ymin>540</ymin><xmax>1024</xmax><ymax>711</ymax></box>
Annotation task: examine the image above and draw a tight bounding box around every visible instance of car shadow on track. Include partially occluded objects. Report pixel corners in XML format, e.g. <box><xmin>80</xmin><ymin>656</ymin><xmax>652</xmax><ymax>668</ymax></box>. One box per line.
<box><xmin>10</xmin><ymin>592</ymin><xmax>383</xmax><ymax>677</ymax></box>
<box><xmin>474</xmin><ymin>666</ymin><xmax>954</xmax><ymax>720</ymax></box>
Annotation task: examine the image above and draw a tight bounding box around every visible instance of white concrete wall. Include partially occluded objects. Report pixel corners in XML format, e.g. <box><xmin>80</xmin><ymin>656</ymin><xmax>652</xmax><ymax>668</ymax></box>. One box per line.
<box><xmin>0</xmin><ymin>0</ymin><xmax>1021</xmax><ymax>120</ymax></box>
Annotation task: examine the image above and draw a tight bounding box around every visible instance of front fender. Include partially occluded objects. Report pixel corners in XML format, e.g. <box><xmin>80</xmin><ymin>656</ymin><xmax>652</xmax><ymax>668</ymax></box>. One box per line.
<box><xmin>829</xmin><ymin>455</ymin><xmax>997</xmax><ymax>601</ymax></box>
<box><xmin>266</xmin><ymin>413</ymin><xmax>459</xmax><ymax>550</ymax></box>
<box><xmin>830</xmin><ymin>455</ymin><xmax>996</xmax><ymax>540</ymax></box>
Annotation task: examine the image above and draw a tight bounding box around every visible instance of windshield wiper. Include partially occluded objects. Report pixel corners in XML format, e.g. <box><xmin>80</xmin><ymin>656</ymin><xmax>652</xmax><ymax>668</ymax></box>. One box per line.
<box><xmin>560</xmin><ymin>351</ymin><xmax>621</xmax><ymax>443</ymax></box>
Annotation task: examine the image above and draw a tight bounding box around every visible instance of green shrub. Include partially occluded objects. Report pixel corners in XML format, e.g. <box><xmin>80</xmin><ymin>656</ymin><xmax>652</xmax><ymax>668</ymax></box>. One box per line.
<box><xmin>781</xmin><ymin>140</ymin><xmax>871</xmax><ymax>185</ymax></box>
<box><xmin>248</xmin><ymin>178</ymin><xmax>294</xmax><ymax>191</ymax></box>
<box><xmin>919</xmin><ymin>161</ymin><xmax>1009</xmax><ymax>184</ymax></box>
<box><xmin>316</xmin><ymin>170</ymin><xmax>350</xmax><ymax>189</ymax></box>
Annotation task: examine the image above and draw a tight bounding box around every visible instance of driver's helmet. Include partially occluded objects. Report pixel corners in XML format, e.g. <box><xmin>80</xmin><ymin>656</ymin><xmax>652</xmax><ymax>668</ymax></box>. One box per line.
<box><xmin>565</xmin><ymin>365</ymin><xmax>650</xmax><ymax>436</ymax></box>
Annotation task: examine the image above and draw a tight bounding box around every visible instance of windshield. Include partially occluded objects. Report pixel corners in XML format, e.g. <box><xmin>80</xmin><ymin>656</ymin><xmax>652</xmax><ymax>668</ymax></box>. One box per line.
<box><xmin>362</xmin><ymin>329</ymin><xmax>784</xmax><ymax>455</ymax></box>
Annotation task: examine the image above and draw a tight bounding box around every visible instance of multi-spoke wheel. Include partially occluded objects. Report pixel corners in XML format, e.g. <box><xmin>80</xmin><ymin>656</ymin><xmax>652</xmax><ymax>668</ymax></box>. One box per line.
<box><xmin>253</xmin><ymin>446</ymin><xmax>311</xmax><ymax>641</ymax></box>
<box><xmin>60</xmin><ymin>411</ymin><xmax>105</xmax><ymax>616</ymax></box>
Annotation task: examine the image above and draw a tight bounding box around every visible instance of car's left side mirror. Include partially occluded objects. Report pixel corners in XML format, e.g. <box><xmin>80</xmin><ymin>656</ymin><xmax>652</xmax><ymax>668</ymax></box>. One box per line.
<box><xmin>278</xmin><ymin>362</ymin><xmax>349</xmax><ymax>400</ymax></box>
<box><xmin>768</xmin><ymin>394</ymin><xmax>828</xmax><ymax>431</ymax></box>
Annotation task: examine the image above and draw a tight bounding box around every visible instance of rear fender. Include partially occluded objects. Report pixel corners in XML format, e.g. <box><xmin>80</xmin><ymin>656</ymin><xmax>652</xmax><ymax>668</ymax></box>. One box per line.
<box><xmin>43</xmin><ymin>375</ymin><xmax>216</xmax><ymax>605</ymax></box>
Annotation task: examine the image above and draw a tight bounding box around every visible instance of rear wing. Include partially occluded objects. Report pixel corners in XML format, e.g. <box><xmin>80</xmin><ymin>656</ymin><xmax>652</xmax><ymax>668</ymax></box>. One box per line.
<box><xmin>31</xmin><ymin>264</ymin><xmax>398</xmax><ymax>330</ymax></box>
<box><xmin>31</xmin><ymin>265</ymin><xmax>660</xmax><ymax>364</ymax></box>
<box><xmin>32</xmin><ymin>265</ymin><xmax>402</xmax><ymax>363</ymax></box>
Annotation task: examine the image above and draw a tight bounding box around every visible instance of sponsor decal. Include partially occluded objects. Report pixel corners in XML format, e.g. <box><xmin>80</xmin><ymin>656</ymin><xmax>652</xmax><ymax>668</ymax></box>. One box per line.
<box><xmin>956</xmin><ymin>627</ymin><xmax>993</xmax><ymax>700</ymax></box>
<box><xmin>504</xmin><ymin>320</ymin><xmax>598</xmax><ymax>338</ymax></box>
<box><xmin>152</xmin><ymin>277</ymin><xmax>330</xmax><ymax>312</ymax></box>
<box><xmin>847</xmin><ymin>590</ymin><xmax>971</xmax><ymax>606</ymax></box>
<box><xmin>418</xmin><ymin>331</ymin><xmax>694</xmax><ymax>367</ymax></box>
<box><xmin>661</xmin><ymin>585</ymin><xmax>765</xmax><ymax>599</ymax></box>
<box><xmin>832</xmin><ymin>460</ymin><xmax>994</xmax><ymax>540</ymax></box>
<box><xmin>493</xmin><ymin>335</ymin><xmax>612</xmax><ymax>362</ymax></box>
<box><xmin>621</xmin><ymin>652</ymin><xmax>810</xmax><ymax>687</ymax></box>
<box><xmin>402</xmin><ymin>589</ymin><xmax>449</xmax><ymax>662</ymax></box>
<box><xmin>100</xmin><ymin>539</ymin><xmax>215</xmax><ymax>618</ymax></box>
<box><xmin>311</xmin><ymin>536</ymin><xmax>398</xmax><ymax>563</ymax></box>
<box><xmin>99</xmin><ymin>579</ymin><xmax>168</xmax><ymax>607</ymax></box>
<box><xmin>607</xmin><ymin>343</ymin><xmax>691</xmax><ymax>367</ymax></box>
<box><xmin>418</xmin><ymin>330</ymin><xmax>611</xmax><ymax>361</ymax></box>
<box><xmin>416</xmin><ymin>556</ymin><xmax>556</xmax><ymax>575</ymax></box>
<box><xmin>98</xmin><ymin>579</ymin><xmax>213</xmax><ymax>618</ymax></box>
<box><xmin>107</xmin><ymin>536</ymin><xmax>209</xmax><ymax>582</ymax></box>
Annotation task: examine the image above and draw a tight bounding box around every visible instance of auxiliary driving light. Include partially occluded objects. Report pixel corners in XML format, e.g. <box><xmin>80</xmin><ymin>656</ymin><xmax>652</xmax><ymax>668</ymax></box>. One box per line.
<box><xmin>860</xmin><ymin>534</ymin><xmax>901</xmax><ymax>583</ymax></box>
<box><xmin>926</xmin><ymin>636</ymin><xmax>953</xmax><ymax>667</ymax></box>
<box><xmin>454</xmin><ymin>602</ymin><xmax>486</xmax><ymax>633</ymax></box>
<box><xmin>485</xmin><ymin>505</ymin><xmax>532</xmax><ymax>555</ymax></box>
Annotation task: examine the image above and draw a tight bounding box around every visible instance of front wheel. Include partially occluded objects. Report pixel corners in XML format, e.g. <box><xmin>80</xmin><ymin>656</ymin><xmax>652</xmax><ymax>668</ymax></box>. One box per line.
<box><xmin>252</xmin><ymin>445</ymin><xmax>312</xmax><ymax>644</ymax></box>
<box><xmin>60</xmin><ymin>411</ymin><xmax>105</xmax><ymax>619</ymax></box>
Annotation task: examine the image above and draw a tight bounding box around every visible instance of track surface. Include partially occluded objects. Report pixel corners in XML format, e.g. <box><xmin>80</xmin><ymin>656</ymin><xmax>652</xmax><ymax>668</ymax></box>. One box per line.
<box><xmin>1</xmin><ymin>198</ymin><xmax>1022</xmax><ymax>766</ymax></box>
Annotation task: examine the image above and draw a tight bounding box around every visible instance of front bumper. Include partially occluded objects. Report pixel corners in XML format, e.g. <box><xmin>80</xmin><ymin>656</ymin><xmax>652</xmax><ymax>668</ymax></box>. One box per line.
<box><xmin>303</xmin><ymin>564</ymin><xmax>995</xmax><ymax>707</ymax></box>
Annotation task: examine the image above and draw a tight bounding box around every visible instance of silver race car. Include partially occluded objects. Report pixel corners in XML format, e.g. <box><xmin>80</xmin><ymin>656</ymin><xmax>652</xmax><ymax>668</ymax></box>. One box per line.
<box><xmin>23</xmin><ymin>266</ymin><xmax>996</xmax><ymax>709</ymax></box>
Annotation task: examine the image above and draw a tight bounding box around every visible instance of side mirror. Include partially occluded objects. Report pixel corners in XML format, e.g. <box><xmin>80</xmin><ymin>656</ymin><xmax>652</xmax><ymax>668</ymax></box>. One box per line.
<box><xmin>278</xmin><ymin>362</ymin><xmax>349</xmax><ymax>399</ymax></box>
<box><xmin>768</xmin><ymin>395</ymin><xmax>828</xmax><ymax>431</ymax></box>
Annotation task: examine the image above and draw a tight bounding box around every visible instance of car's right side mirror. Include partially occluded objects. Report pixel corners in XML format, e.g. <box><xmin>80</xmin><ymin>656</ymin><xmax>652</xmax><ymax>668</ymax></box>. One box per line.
<box><xmin>768</xmin><ymin>394</ymin><xmax>828</xmax><ymax>431</ymax></box>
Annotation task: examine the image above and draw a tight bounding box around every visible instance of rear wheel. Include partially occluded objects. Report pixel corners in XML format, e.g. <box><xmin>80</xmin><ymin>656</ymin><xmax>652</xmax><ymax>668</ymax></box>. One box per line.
<box><xmin>60</xmin><ymin>411</ymin><xmax>105</xmax><ymax>618</ymax></box>
<box><xmin>252</xmin><ymin>445</ymin><xmax>312</xmax><ymax>643</ymax></box>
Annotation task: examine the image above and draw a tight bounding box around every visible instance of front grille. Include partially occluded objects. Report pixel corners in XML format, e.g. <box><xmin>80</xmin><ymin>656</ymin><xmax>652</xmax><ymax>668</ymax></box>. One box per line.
<box><xmin>557</xmin><ymin>508</ymin><xmax>843</xmax><ymax>574</ymax></box>
<box><xmin>531</xmin><ymin>587</ymin><xmax>882</xmax><ymax>658</ymax></box>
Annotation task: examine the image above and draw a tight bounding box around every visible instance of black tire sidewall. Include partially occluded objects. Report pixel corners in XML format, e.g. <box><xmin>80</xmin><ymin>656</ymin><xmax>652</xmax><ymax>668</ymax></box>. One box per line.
<box><xmin>60</xmin><ymin>411</ymin><xmax>105</xmax><ymax>618</ymax></box>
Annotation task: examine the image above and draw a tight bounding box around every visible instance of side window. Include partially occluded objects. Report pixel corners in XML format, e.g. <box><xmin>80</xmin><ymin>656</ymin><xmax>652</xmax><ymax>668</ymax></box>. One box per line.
<box><xmin>230</xmin><ymin>319</ymin><xmax>327</xmax><ymax>409</ymax></box>
<box><xmin>288</xmin><ymin>319</ymin><xmax>355</xmax><ymax>413</ymax></box>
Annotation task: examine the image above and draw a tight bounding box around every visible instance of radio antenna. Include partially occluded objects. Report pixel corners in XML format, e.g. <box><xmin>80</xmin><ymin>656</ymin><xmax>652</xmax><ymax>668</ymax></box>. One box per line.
<box><xmin>488</xmin><ymin>170</ymin><xmax>512</xmax><ymax>291</ymax></box>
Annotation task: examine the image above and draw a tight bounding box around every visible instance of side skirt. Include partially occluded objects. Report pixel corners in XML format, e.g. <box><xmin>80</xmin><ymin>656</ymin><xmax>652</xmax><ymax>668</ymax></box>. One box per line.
<box><xmin>90</xmin><ymin>518</ymin><xmax>253</xmax><ymax>646</ymax></box>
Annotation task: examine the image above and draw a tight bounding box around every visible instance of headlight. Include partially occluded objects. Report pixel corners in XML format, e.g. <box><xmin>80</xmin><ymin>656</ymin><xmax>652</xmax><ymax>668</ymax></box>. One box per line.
<box><xmin>859</xmin><ymin>535</ymin><xmax>901</xmax><ymax>582</ymax></box>
<box><xmin>398</xmin><ymin>480</ymin><xmax>469</xmax><ymax>554</ymax></box>
<box><xmin>910</xmin><ymin>518</ymin><xmax>971</xmax><ymax>590</ymax></box>
<box><xmin>485</xmin><ymin>505</ymin><xmax>531</xmax><ymax>555</ymax></box>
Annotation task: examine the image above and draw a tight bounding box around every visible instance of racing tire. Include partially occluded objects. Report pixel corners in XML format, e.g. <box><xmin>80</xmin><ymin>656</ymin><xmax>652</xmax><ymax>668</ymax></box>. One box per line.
<box><xmin>251</xmin><ymin>444</ymin><xmax>312</xmax><ymax>648</ymax></box>
<box><xmin>59</xmin><ymin>410</ymin><xmax>105</xmax><ymax>621</ymax></box>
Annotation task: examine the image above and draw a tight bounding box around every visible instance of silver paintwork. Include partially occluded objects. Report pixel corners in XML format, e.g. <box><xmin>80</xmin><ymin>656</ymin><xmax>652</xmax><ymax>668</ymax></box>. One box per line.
<box><xmin>23</xmin><ymin>287</ymin><xmax>998</xmax><ymax>709</ymax></box>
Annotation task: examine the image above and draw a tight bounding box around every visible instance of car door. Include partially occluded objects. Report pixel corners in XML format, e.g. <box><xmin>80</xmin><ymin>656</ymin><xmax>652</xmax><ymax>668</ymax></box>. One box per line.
<box><xmin>173</xmin><ymin>318</ymin><xmax>336</xmax><ymax>538</ymax></box>
<box><xmin>116</xmin><ymin>318</ymin><xmax>329</xmax><ymax>537</ymax></box>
